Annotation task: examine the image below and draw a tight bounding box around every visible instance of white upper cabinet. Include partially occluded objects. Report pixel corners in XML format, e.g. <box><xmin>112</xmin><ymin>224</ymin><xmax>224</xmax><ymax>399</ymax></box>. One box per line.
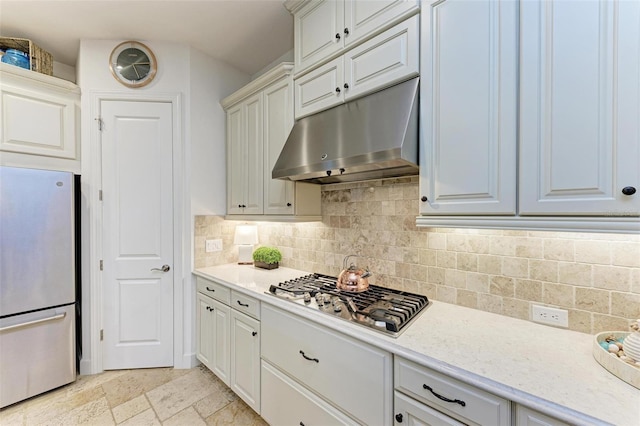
<box><xmin>289</xmin><ymin>0</ymin><xmax>419</xmax><ymax>76</ymax></box>
<box><xmin>519</xmin><ymin>0</ymin><xmax>640</xmax><ymax>217</ymax></box>
<box><xmin>0</xmin><ymin>63</ymin><xmax>80</xmax><ymax>173</ymax></box>
<box><xmin>418</xmin><ymin>0</ymin><xmax>640</xmax><ymax>233</ymax></box>
<box><xmin>419</xmin><ymin>0</ymin><xmax>517</xmax><ymax>215</ymax></box>
<box><xmin>222</xmin><ymin>63</ymin><xmax>321</xmax><ymax>221</ymax></box>
<box><xmin>226</xmin><ymin>92</ymin><xmax>263</xmax><ymax>216</ymax></box>
<box><xmin>295</xmin><ymin>14</ymin><xmax>419</xmax><ymax>119</ymax></box>
<box><xmin>263</xmin><ymin>78</ymin><xmax>296</xmax><ymax>215</ymax></box>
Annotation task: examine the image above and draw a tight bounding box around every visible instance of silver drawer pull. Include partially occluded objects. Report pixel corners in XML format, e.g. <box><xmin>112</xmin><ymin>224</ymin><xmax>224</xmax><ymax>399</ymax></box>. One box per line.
<box><xmin>423</xmin><ymin>384</ymin><xmax>466</xmax><ymax>407</ymax></box>
<box><xmin>0</xmin><ymin>312</ymin><xmax>66</xmax><ymax>333</ymax></box>
<box><xmin>151</xmin><ymin>264</ymin><xmax>170</xmax><ymax>272</ymax></box>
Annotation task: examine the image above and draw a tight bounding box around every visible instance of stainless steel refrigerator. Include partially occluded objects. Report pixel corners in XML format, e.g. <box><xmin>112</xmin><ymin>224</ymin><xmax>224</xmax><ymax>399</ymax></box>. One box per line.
<box><xmin>0</xmin><ymin>166</ymin><xmax>77</xmax><ymax>408</ymax></box>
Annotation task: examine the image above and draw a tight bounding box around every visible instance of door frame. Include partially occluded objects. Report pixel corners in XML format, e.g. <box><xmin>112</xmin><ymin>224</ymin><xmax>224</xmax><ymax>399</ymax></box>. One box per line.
<box><xmin>83</xmin><ymin>91</ymin><xmax>189</xmax><ymax>374</ymax></box>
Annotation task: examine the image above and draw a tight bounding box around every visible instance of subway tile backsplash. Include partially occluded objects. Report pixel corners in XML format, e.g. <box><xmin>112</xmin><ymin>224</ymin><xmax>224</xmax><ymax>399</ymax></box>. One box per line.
<box><xmin>195</xmin><ymin>177</ymin><xmax>640</xmax><ymax>334</ymax></box>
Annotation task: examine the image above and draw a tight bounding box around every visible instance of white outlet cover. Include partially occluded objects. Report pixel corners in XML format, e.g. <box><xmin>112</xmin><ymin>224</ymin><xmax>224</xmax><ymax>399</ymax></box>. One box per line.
<box><xmin>532</xmin><ymin>305</ymin><xmax>569</xmax><ymax>328</ymax></box>
<box><xmin>205</xmin><ymin>239</ymin><xmax>222</xmax><ymax>252</ymax></box>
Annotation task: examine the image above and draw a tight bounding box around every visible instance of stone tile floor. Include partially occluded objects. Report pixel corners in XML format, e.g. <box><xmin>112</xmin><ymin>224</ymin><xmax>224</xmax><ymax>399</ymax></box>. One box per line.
<box><xmin>0</xmin><ymin>365</ymin><xmax>267</xmax><ymax>425</ymax></box>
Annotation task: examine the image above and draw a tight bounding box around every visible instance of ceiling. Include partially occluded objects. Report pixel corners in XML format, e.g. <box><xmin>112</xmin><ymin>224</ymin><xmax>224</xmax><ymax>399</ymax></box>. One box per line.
<box><xmin>0</xmin><ymin>0</ymin><xmax>294</xmax><ymax>76</ymax></box>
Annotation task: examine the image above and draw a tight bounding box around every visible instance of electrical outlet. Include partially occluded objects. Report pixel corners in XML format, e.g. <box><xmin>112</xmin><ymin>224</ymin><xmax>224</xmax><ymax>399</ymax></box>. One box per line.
<box><xmin>531</xmin><ymin>305</ymin><xmax>569</xmax><ymax>328</ymax></box>
<box><xmin>205</xmin><ymin>239</ymin><xmax>223</xmax><ymax>253</ymax></box>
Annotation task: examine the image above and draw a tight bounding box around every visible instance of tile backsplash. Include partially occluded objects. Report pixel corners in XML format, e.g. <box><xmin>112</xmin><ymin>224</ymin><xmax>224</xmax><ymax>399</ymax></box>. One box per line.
<box><xmin>195</xmin><ymin>177</ymin><xmax>640</xmax><ymax>334</ymax></box>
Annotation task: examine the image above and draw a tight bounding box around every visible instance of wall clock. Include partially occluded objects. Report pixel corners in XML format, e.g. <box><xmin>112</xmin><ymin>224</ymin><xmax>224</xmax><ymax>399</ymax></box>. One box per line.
<box><xmin>109</xmin><ymin>41</ymin><xmax>157</xmax><ymax>88</ymax></box>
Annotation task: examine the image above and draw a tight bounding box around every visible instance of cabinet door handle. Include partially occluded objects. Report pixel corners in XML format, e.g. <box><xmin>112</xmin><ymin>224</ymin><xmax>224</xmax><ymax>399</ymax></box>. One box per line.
<box><xmin>206</xmin><ymin>287</ymin><xmax>215</xmax><ymax>292</ymax></box>
<box><xmin>343</xmin><ymin>83</ymin><xmax>349</xmax><ymax>89</ymax></box>
<box><xmin>252</xmin><ymin>331</ymin><xmax>257</xmax><ymax>336</ymax></box>
<box><xmin>423</xmin><ymin>384</ymin><xmax>466</xmax><ymax>407</ymax></box>
<box><xmin>206</xmin><ymin>306</ymin><xmax>213</xmax><ymax>311</ymax></box>
<box><xmin>237</xmin><ymin>300</ymin><xmax>249</xmax><ymax>307</ymax></box>
<box><xmin>335</xmin><ymin>33</ymin><xmax>341</xmax><ymax>40</ymax></box>
<box><xmin>622</xmin><ymin>186</ymin><xmax>636</xmax><ymax>195</ymax></box>
<box><xmin>287</xmin><ymin>202</ymin><xmax>292</xmax><ymax>207</ymax></box>
<box><xmin>299</xmin><ymin>350</ymin><xmax>319</xmax><ymax>363</ymax></box>
<box><xmin>421</xmin><ymin>196</ymin><xmax>428</xmax><ymax>202</ymax></box>
<box><xmin>395</xmin><ymin>413</ymin><xmax>403</xmax><ymax>423</ymax></box>
<box><xmin>335</xmin><ymin>87</ymin><xmax>341</xmax><ymax>93</ymax></box>
<box><xmin>344</xmin><ymin>27</ymin><xmax>349</xmax><ymax>35</ymax></box>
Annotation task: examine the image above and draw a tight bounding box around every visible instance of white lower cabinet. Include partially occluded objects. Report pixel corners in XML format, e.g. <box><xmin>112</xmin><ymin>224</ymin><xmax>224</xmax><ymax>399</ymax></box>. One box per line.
<box><xmin>261</xmin><ymin>304</ymin><xmax>393</xmax><ymax>425</ymax></box>
<box><xmin>196</xmin><ymin>292</ymin><xmax>230</xmax><ymax>384</ymax></box>
<box><xmin>515</xmin><ymin>405</ymin><xmax>570</xmax><ymax>426</ymax></box>
<box><xmin>196</xmin><ymin>278</ymin><xmax>261</xmax><ymax>414</ymax></box>
<box><xmin>261</xmin><ymin>360</ymin><xmax>358</xmax><ymax>426</ymax></box>
<box><xmin>395</xmin><ymin>357</ymin><xmax>510</xmax><ymax>426</ymax></box>
<box><xmin>230</xmin><ymin>309</ymin><xmax>260</xmax><ymax>413</ymax></box>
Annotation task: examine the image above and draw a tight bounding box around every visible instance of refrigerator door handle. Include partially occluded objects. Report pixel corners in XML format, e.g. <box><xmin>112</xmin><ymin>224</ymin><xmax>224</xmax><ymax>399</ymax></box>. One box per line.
<box><xmin>150</xmin><ymin>264</ymin><xmax>170</xmax><ymax>272</ymax></box>
<box><xmin>0</xmin><ymin>312</ymin><xmax>66</xmax><ymax>333</ymax></box>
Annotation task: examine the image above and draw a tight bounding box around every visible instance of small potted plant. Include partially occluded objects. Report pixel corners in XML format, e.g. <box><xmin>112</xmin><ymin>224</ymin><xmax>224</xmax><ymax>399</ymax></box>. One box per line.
<box><xmin>252</xmin><ymin>246</ymin><xmax>282</xmax><ymax>270</ymax></box>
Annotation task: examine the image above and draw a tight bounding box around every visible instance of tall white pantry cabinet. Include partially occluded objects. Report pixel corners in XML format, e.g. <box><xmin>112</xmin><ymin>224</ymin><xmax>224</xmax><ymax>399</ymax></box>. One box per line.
<box><xmin>418</xmin><ymin>0</ymin><xmax>640</xmax><ymax>233</ymax></box>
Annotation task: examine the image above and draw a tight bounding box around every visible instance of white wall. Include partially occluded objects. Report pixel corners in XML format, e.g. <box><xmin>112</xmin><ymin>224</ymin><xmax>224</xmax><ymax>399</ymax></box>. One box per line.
<box><xmin>77</xmin><ymin>39</ymin><xmax>249</xmax><ymax>374</ymax></box>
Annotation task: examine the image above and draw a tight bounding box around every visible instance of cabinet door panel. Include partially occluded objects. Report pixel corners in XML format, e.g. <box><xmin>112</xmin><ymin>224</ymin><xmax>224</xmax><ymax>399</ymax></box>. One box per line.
<box><xmin>226</xmin><ymin>104</ymin><xmax>246</xmax><ymax>215</ymax></box>
<box><xmin>294</xmin><ymin>57</ymin><xmax>344</xmax><ymax>119</ymax></box>
<box><xmin>345</xmin><ymin>0</ymin><xmax>419</xmax><ymax>48</ymax></box>
<box><xmin>243</xmin><ymin>93</ymin><xmax>264</xmax><ymax>215</ymax></box>
<box><xmin>211</xmin><ymin>300</ymin><xmax>230</xmax><ymax>386</ymax></box>
<box><xmin>1</xmin><ymin>87</ymin><xmax>76</xmax><ymax>160</ymax></box>
<box><xmin>345</xmin><ymin>14</ymin><xmax>419</xmax><ymax>101</ymax></box>
<box><xmin>295</xmin><ymin>0</ymin><xmax>343</xmax><ymax>74</ymax></box>
<box><xmin>263</xmin><ymin>78</ymin><xmax>295</xmax><ymax>215</ymax></box>
<box><xmin>230</xmin><ymin>310</ymin><xmax>260</xmax><ymax>413</ymax></box>
<box><xmin>519</xmin><ymin>0</ymin><xmax>640</xmax><ymax>216</ymax></box>
<box><xmin>196</xmin><ymin>293</ymin><xmax>230</xmax><ymax>385</ymax></box>
<box><xmin>419</xmin><ymin>0</ymin><xmax>517</xmax><ymax>215</ymax></box>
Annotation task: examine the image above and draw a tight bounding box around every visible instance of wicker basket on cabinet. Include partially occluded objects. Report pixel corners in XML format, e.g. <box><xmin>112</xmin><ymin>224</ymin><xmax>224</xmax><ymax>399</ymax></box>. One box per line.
<box><xmin>0</xmin><ymin>37</ymin><xmax>53</xmax><ymax>75</ymax></box>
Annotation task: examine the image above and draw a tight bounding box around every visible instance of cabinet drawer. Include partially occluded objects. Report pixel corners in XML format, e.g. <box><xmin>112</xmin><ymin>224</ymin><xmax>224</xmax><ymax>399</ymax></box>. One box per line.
<box><xmin>394</xmin><ymin>391</ymin><xmax>464</xmax><ymax>426</ymax></box>
<box><xmin>395</xmin><ymin>357</ymin><xmax>510</xmax><ymax>426</ymax></box>
<box><xmin>261</xmin><ymin>304</ymin><xmax>392</xmax><ymax>426</ymax></box>
<box><xmin>231</xmin><ymin>291</ymin><xmax>260</xmax><ymax>319</ymax></box>
<box><xmin>261</xmin><ymin>360</ymin><xmax>358</xmax><ymax>426</ymax></box>
<box><xmin>196</xmin><ymin>277</ymin><xmax>230</xmax><ymax>305</ymax></box>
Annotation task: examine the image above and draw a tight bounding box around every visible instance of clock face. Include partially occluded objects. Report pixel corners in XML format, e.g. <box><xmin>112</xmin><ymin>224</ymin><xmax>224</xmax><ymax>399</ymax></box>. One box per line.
<box><xmin>110</xmin><ymin>41</ymin><xmax>157</xmax><ymax>88</ymax></box>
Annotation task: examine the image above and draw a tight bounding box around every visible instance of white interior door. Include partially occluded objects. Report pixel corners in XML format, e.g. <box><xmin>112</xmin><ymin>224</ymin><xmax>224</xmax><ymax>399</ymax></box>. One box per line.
<box><xmin>101</xmin><ymin>99</ymin><xmax>174</xmax><ymax>369</ymax></box>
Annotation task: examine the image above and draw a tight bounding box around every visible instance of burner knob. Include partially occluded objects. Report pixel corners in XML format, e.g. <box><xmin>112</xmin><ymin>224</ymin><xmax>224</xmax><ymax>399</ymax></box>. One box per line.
<box><xmin>303</xmin><ymin>292</ymin><xmax>311</xmax><ymax>304</ymax></box>
<box><xmin>333</xmin><ymin>304</ymin><xmax>342</xmax><ymax>313</ymax></box>
<box><xmin>315</xmin><ymin>293</ymin><xmax>323</xmax><ymax>304</ymax></box>
<box><xmin>323</xmin><ymin>294</ymin><xmax>331</xmax><ymax>304</ymax></box>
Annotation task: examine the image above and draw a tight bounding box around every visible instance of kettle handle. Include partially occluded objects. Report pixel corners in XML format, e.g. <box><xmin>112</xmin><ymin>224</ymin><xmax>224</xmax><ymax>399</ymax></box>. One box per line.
<box><xmin>343</xmin><ymin>254</ymin><xmax>358</xmax><ymax>270</ymax></box>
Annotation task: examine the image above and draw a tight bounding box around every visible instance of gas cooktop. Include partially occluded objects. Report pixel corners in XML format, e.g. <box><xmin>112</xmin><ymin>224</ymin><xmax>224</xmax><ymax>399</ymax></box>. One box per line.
<box><xmin>267</xmin><ymin>273</ymin><xmax>429</xmax><ymax>337</ymax></box>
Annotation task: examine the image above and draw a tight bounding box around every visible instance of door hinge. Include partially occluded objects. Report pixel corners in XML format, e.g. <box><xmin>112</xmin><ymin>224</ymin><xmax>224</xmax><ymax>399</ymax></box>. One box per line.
<box><xmin>99</xmin><ymin>260</ymin><xmax>103</xmax><ymax>271</ymax></box>
<box><xmin>99</xmin><ymin>190</ymin><xmax>103</xmax><ymax>201</ymax></box>
<box><xmin>95</xmin><ymin>117</ymin><xmax>103</xmax><ymax>131</ymax></box>
<box><xmin>100</xmin><ymin>329</ymin><xmax>104</xmax><ymax>341</ymax></box>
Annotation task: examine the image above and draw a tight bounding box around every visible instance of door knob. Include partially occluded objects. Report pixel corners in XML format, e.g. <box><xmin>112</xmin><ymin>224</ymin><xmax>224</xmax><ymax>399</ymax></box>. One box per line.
<box><xmin>151</xmin><ymin>264</ymin><xmax>170</xmax><ymax>272</ymax></box>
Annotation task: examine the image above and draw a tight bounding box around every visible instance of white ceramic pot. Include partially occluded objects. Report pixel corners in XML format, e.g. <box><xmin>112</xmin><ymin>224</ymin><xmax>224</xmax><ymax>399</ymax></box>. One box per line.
<box><xmin>623</xmin><ymin>320</ymin><xmax>640</xmax><ymax>362</ymax></box>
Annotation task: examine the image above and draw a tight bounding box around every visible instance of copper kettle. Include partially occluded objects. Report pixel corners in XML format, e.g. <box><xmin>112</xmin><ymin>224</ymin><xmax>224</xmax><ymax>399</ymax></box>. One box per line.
<box><xmin>337</xmin><ymin>255</ymin><xmax>371</xmax><ymax>292</ymax></box>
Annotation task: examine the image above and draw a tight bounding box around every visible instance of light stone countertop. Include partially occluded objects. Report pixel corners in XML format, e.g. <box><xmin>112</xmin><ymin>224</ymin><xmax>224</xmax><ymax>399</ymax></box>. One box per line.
<box><xmin>194</xmin><ymin>264</ymin><xmax>640</xmax><ymax>426</ymax></box>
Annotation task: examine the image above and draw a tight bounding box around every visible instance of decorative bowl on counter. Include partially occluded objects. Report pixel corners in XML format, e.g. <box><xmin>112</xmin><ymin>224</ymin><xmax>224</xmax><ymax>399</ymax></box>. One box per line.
<box><xmin>593</xmin><ymin>331</ymin><xmax>640</xmax><ymax>389</ymax></box>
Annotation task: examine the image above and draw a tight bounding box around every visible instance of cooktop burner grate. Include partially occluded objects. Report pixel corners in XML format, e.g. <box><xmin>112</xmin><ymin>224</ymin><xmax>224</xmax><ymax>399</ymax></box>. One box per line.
<box><xmin>268</xmin><ymin>273</ymin><xmax>429</xmax><ymax>337</ymax></box>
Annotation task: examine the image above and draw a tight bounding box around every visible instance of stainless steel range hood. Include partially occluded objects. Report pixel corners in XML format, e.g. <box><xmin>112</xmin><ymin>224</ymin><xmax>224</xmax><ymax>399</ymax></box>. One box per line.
<box><xmin>272</xmin><ymin>77</ymin><xmax>419</xmax><ymax>184</ymax></box>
